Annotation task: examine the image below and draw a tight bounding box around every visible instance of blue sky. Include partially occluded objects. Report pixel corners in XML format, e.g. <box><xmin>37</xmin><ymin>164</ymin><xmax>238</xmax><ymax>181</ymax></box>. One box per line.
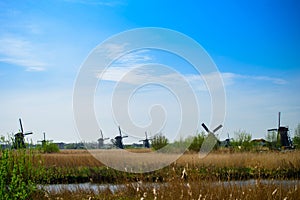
<box><xmin>0</xmin><ymin>0</ymin><xmax>299</xmax><ymax>143</ymax></box>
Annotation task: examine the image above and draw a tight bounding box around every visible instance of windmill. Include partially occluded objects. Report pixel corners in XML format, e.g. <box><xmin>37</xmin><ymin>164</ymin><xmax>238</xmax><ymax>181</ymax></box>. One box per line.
<box><xmin>13</xmin><ymin>118</ymin><xmax>33</xmax><ymax>149</ymax></box>
<box><xmin>111</xmin><ymin>126</ymin><xmax>128</xmax><ymax>149</ymax></box>
<box><xmin>224</xmin><ymin>133</ymin><xmax>231</xmax><ymax>147</ymax></box>
<box><xmin>201</xmin><ymin>123</ymin><xmax>223</xmax><ymax>148</ymax></box>
<box><xmin>139</xmin><ymin>131</ymin><xmax>152</xmax><ymax>148</ymax></box>
<box><xmin>37</xmin><ymin>132</ymin><xmax>53</xmax><ymax>147</ymax></box>
<box><xmin>267</xmin><ymin>112</ymin><xmax>293</xmax><ymax>149</ymax></box>
<box><xmin>98</xmin><ymin>129</ymin><xmax>109</xmax><ymax>149</ymax></box>
<box><xmin>202</xmin><ymin>123</ymin><xmax>223</xmax><ymax>137</ymax></box>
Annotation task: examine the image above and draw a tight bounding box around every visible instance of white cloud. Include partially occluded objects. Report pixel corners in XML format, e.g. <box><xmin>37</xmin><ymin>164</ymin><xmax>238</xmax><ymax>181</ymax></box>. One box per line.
<box><xmin>97</xmin><ymin>67</ymin><xmax>289</xmax><ymax>110</ymax></box>
<box><xmin>222</xmin><ymin>72</ymin><xmax>288</xmax><ymax>85</ymax></box>
<box><xmin>0</xmin><ymin>36</ymin><xmax>46</xmax><ymax>71</ymax></box>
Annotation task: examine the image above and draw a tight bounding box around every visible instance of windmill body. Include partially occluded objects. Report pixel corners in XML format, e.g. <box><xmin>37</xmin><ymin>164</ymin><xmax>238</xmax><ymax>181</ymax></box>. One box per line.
<box><xmin>37</xmin><ymin>132</ymin><xmax>53</xmax><ymax>147</ymax></box>
<box><xmin>13</xmin><ymin>118</ymin><xmax>33</xmax><ymax>149</ymax></box>
<box><xmin>113</xmin><ymin>126</ymin><xmax>128</xmax><ymax>149</ymax></box>
<box><xmin>139</xmin><ymin>132</ymin><xmax>152</xmax><ymax>148</ymax></box>
<box><xmin>267</xmin><ymin>112</ymin><xmax>293</xmax><ymax>149</ymax></box>
<box><xmin>98</xmin><ymin>129</ymin><xmax>109</xmax><ymax>149</ymax></box>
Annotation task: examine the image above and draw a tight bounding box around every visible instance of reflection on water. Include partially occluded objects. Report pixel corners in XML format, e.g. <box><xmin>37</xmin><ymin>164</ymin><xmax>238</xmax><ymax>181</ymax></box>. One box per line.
<box><xmin>40</xmin><ymin>179</ymin><xmax>299</xmax><ymax>194</ymax></box>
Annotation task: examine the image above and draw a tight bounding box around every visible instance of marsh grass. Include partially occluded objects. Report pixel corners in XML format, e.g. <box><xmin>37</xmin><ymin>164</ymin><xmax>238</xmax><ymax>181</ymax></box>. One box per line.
<box><xmin>34</xmin><ymin>179</ymin><xmax>300</xmax><ymax>199</ymax></box>
<box><xmin>2</xmin><ymin>149</ymin><xmax>299</xmax><ymax>199</ymax></box>
<box><xmin>36</xmin><ymin>150</ymin><xmax>300</xmax><ymax>184</ymax></box>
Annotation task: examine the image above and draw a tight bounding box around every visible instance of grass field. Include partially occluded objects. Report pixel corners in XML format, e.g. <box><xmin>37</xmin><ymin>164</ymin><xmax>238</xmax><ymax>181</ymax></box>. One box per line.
<box><xmin>32</xmin><ymin>149</ymin><xmax>300</xmax><ymax>199</ymax></box>
<box><xmin>40</xmin><ymin>149</ymin><xmax>300</xmax><ymax>170</ymax></box>
<box><xmin>2</xmin><ymin>149</ymin><xmax>300</xmax><ymax>199</ymax></box>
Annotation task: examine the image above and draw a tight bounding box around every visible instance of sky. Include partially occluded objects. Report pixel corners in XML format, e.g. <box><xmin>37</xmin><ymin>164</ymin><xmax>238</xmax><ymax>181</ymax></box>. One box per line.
<box><xmin>0</xmin><ymin>0</ymin><xmax>300</xmax><ymax>144</ymax></box>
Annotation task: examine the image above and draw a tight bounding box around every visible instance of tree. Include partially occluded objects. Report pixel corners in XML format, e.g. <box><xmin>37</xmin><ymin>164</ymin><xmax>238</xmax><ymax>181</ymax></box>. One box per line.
<box><xmin>293</xmin><ymin>123</ymin><xmax>300</xmax><ymax>148</ymax></box>
<box><xmin>187</xmin><ymin>132</ymin><xmax>205</xmax><ymax>152</ymax></box>
<box><xmin>151</xmin><ymin>133</ymin><xmax>169</xmax><ymax>150</ymax></box>
<box><xmin>265</xmin><ymin>130</ymin><xmax>278</xmax><ymax>148</ymax></box>
<box><xmin>232</xmin><ymin>130</ymin><xmax>252</xmax><ymax>150</ymax></box>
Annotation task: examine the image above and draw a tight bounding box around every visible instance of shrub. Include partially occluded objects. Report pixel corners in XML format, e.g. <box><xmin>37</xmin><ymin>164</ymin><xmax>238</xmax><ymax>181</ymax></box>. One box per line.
<box><xmin>0</xmin><ymin>149</ymin><xmax>37</xmax><ymax>199</ymax></box>
<box><xmin>187</xmin><ymin>132</ymin><xmax>205</xmax><ymax>152</ymax></box>
<box><xmin>151</xmin><ymin>133</ymin><xmax>169</xmax><ymax>150</ymax></box>
<box><xmin>37</xmin><ymin>141</ymin><xmax>60</xmax><ymax>153</ymax></box>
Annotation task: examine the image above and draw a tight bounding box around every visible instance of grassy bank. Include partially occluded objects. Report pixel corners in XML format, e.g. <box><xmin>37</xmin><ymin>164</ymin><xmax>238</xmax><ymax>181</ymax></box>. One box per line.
<box><xmin>34</xmin><ymin>150</ymin><xmax>300</xmax><ymax>184</ymax></box>
<box><xmin>34</xmin><ymin>179</ymin><xmax>300</xmax><ymax>200</ymax></box>
<box><xmin>2</xmin><ymin>149</ymin><xmax>300</xmax><ymax>199</ymax></box>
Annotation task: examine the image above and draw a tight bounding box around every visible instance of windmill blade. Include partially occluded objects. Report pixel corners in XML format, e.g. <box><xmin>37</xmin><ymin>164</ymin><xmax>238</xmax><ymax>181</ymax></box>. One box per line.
<box><xmin>213</xmin><ymin>125</ymin><xmax>223</xmax><ymax>133</ymax></box>
<box><xmin>24</xmin><ymin>132</ymin><xmax>33</xmax><ymax>136</ymax></box>
<box><xmin>19</xmin><ymin>118</ymin><xmax>24</xmax><ymax>133</ymax></box>
<box><xmin>268</xmin><ymin>128</ymin><xmax>278</xmax><ymax>132</ymax></box>
<box><xmin>145</xmin><ymin>131</ymin><xmax>148</xmax><ymax>139</ymax></box>
<box><xmin>118</xmin><ymin>126</ymin><xmax>122</xmax><ymax>137</ymax></box>
<box><xmin>100</xmin><ymin>129</ymin><xmax>103</xmax><ymax>139</ymax></box>
<box><xmin>104</xmin><ymin>137</ymin><xmax>110</xmax><ymax>140</ymax></box>
<box><xmin>122</xmin><ymin>135</ymin><xmax>128</xmax><ymax>138</ymax></box>
<box><xmin>199</xmin><ymin>132</ymin><xmax>218</xmax><ymax>158</ymax></box>
<box><xmin>201</xmin><ymin>123</ymin><xmax>210</xmax><ymax>133</ymax></box>
<box><xmin>110</xmin><ymin>139</ymin><xmax>116</xmax><ymax>145</ymax></box>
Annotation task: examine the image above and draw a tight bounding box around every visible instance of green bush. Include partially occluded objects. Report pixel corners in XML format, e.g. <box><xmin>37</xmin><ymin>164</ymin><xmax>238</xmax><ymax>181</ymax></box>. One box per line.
<box><xmin>37</xmin><ymin>141</ymin><xmax>59</xmax><ymax>153</ymax></box>
<box><xmin>231</xmin><ymin>130</ymin><xmax>253</xmax><ymax>151</ymax></box>
<box><xmin>151</xmin><ymin>133</ymin><xmax>169</xmax><ymax>150</ymax></box>
<box><xmin>0</xmin><ymin>149</ymin><xmax>37</xmax><ymax>200</ymax></box>
<box><xmin>187</xmin><ymin>132</ymin><xmax>205</xmax><ymax>152</ymax></box>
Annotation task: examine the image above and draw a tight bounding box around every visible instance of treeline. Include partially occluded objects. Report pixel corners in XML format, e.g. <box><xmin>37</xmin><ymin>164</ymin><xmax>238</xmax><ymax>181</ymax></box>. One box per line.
<box><xmin>151</xmin><ymin>125</ymin><xmax>300</xmax><ymax>152</ymax></box>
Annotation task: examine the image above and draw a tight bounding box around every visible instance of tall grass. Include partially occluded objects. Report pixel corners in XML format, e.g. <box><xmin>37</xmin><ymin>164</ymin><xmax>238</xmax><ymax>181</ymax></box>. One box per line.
<box><xmin>2</xmin><ymin>149</ymin><xmax>299</xmax><ymax>199</ymax></box>
<box><xmin>0</xmin><ymin>149</ymin><xmax>41</xmax><ymax>199</ymax></box>
<box><xmin>34</xmin><ymin>178</ymin><xmax>300</xmax><ymax>199</ymax></box>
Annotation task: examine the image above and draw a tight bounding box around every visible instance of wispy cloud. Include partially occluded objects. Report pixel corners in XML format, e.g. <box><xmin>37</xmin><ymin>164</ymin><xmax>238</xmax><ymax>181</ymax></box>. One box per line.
<box><xmin>96</xmin><ymin>48</ymin><xmax>153</xmax><ymax>80</ymax></box>
<box><xmin>95</xmin><ymin>48</ymin><xmax>287</xmax><ymax>93</ymax></box>
<box><xmin>99</xmin><ymin>68</ymin><xmax>287</xmax><ymax>92</ymax></box>
<box><xmin>0</xmin><ymin>36</ymin><xmax>46</xmax><ymax>71</ymax></box>
<box><xmin>222</xmin><ymin>72</ymin><xmax>288</xmax><ymax>85</ymax></box>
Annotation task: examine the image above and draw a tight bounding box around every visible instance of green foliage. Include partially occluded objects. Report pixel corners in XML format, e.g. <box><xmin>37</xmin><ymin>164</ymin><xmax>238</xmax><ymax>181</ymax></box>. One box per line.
<box><xmin>0</xmin><ymin>149</ymin><xmax>38</xmax><ymax>199</ymax></box>
<box><xmin>187</xmin><ymin>132</ymin><xmax>205</xmax><ymax>152</ymax></box>
<box><xmin>151</xmin><ymin>133</ymin><xmax>169</xmax><ymax>150</ymax></box>
<box><xmin>231</xmin><ymin>130</ymin><xmax>253</xmax><ymax>151</ymax></box>
<box><xmin>294</xmin><ymin>123</ymin><xmax>300</xmax><ymax>149</ymax></box>
<box><xmin>37</xmin><ymin>141</ymin><xmax>60</xmax><ymax>153</ymax></box>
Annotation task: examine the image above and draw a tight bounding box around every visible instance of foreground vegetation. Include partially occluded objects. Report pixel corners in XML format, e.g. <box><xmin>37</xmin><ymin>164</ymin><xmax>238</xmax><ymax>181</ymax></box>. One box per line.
<box><xmin>35</xmin><ymin>179</ymin><xmax>300</xmax><ymax>200</ymax></box>
<box><xmin>1</xmin><ymin>149</ymin><xmax>300</xmax><ymax>199</ymax></box>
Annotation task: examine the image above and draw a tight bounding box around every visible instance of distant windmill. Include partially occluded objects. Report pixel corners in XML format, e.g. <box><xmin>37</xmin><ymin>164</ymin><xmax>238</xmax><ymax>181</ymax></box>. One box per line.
<box><xmin>139</xmin><ymin>131</ymin><xmax>152</xmax><ymax>148</ymax></box>
<box><xmin>13</xmin><ymin>118</ymin><xmax>33</xmax><ymax>149</ymax></box>
<box><xmin>267</xmin><ymin>112</ymin><xmax>293</xmax><ymax>149</ymax></box>
<box><xmin>202</xmin><ymin>123</ymin><xmax>223</xmax><ymax>137</ymax></box>
<box><xmin>98</xmin><ymin>129</ymin><xmax>109</xmax><ymax>149</ymax></box>
<box><xmin>111</xmin><ymin>126</ymin><xmax>128</xmax><ymax>149</ymax></box>
<box><xmin>225</xmin><ymin>133</ymin><xmax>231</xmax><ymax>147</ymax></box>
<box><xmin>37</xmin><ymin>132</ymin><xmax>53</xmax><ymax>147</ymax></box>
<box><xmin>200</xmin><ymin>123</ymin><xmax>223</xmax><ymax>150</ymax></box>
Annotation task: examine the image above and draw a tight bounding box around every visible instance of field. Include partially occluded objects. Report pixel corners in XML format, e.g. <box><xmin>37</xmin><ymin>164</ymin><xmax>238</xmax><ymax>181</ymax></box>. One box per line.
<box><xmin>41</xmin><ymin>149</ymin><xmax>300</xmax><ymax>170</ymax></box>
<box><xmin>2</xmin><ymin>149</ymin><xmax>300</xmax><ymax>199</ymax></box>
<box><xmin>33</xmin><ymin>149</ymin><xmax>300</xmax><ymax>199</ymax></box>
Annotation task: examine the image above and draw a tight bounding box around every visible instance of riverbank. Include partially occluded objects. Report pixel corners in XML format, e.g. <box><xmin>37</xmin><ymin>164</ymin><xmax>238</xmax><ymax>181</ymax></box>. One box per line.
<box><xmin>35</xmin><ymin>179</ymin><xmax>300</xmax><ymax>199</ymax></box>
<box><xmin>35</xmin><ymin>150</ymin><xmax>300</xmax><ymax>184</ymax></box>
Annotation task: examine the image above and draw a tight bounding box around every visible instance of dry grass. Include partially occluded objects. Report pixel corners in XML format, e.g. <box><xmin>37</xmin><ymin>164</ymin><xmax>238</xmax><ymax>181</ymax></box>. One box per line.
<box><xmin>34</xmin><ymin>179</ymin><xmax>300</xmax><ymax>200</ymax></box>
<box><xmin>29</xmin><ymin>150</ymin><xmax>300</xmax><ymax>199</ymax></box>
<box><xmin>178</xmin><ymin>151</ymin><xmax>300</xmax><ymax>169</ymax></box>
<box><xmin>40</xmin><ymin>149</ymin><xmax>300</xmax><ymax>170</ymax></box>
